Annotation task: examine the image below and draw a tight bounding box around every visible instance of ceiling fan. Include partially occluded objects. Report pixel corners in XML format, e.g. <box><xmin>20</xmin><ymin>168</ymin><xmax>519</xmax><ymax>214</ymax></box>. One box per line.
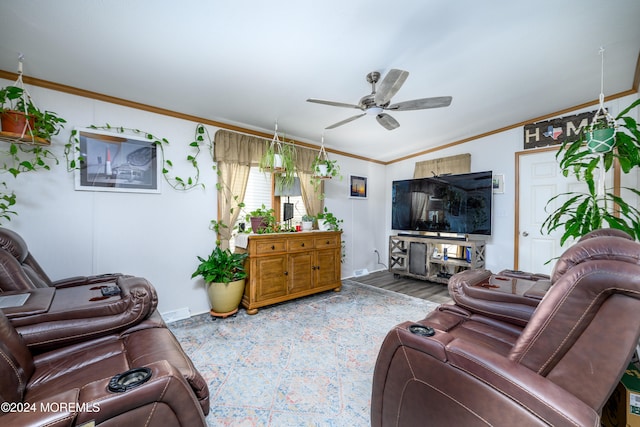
<box><xmin>306</xmin><ymin>69</ymin><xmax>452</xmax><ymax>131</ymax></box>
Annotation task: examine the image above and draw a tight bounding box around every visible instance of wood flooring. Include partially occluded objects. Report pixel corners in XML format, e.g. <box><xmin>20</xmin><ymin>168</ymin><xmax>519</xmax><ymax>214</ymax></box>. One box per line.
<box><xmin>349</xmin><ymin>270</ymin><xmax>453</xmax><ymax>305</ymax></box>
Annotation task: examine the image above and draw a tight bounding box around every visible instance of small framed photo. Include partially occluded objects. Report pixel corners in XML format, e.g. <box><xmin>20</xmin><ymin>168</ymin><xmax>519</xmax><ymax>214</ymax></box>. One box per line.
<box><xmin>492</xmin><ymin>174</ymin><xmax>504</xmax><ymax>194</ymax></box>
<box><xmin>74</xmin><ymin>128</ymin><xmax>160</xmax><ymax>193</ymax></box>
<box><xmin>349</xmin><ymin>175</ymin><xmax>367</xmax><ymax>199</ymax></box>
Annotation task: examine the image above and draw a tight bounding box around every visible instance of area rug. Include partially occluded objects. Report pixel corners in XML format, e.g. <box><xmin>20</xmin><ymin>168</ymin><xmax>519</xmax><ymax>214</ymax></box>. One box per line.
<box><xmin>169</xmin><ymin>279</ymin><xmax>441</xmax><ymax>426</ymax></box>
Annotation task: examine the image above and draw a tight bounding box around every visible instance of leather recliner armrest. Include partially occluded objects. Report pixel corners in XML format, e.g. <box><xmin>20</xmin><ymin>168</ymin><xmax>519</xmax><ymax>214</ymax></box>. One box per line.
<box><xmin>11</xmin><ymin>276</ymin><xmax>159</xmax><ymax>352</ymax></box>
<box><xmin>75</xmin><ymin>361</ymin><xmax>206</xmax><ymax>427</ymax></box>
<box><xmin>51</xmin><ymin>273</ymin><xmax>124</xmax><ymax>289</ymax></box>
<box><xmin>448</xmin><ymin>269</ymin><xmax>540</xmax><ymax>326</ymax></box>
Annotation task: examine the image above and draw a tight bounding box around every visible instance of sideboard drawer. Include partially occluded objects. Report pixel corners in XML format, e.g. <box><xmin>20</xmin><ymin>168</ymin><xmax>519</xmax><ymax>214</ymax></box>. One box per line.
<box><xmin>314</xmin><ymin>234</ymin><xmax>340</xmax><ymax>249</ymax></box>
<box><xmin>253</xmin><ymin>239</ymin><xmax>286</xmax><ymax>255</ymax></box>
<box><xmin>287</xmin><ymin>237</ymin><xmax>314</xmax><ymax>252</ymax></box>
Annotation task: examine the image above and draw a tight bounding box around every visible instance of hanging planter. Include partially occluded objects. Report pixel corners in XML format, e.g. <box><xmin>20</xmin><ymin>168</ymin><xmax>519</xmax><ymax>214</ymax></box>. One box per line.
<box><xmin>259</xmin><ymin>123</ymin><xmax>296</xmax><ymax>192</ymax></box>
<box><xmin>0</xmin><ymin>58</ymin><xmax>65</xmax><ymax>145</ymax></box>
<box><xmin>585</xmin><ymin>48</ymin><xmax>617</xmax><ymax>154</ymax></box>
<box><xmin>585</xmin><ymin>108</ymin><xmax>617</xmax><ymax>153</ymax></box>
<box><xmin>310</xmin><ymin>135</ymin><xmax>342</xmax><ymax>195</ymax></box>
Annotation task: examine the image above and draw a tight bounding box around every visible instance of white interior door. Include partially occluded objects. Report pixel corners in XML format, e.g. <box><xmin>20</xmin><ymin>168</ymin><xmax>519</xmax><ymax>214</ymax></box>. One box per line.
<box><xmin>516</xmin><ymin>149</ymin><xmax>612</xmax><ymax>275</ymax></box>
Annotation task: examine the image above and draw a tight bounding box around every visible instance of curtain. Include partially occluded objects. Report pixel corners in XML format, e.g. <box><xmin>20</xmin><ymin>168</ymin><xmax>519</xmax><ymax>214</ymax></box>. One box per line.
<box><xmin>293</xmin><ymin>147</ymin><xmax>322</xmax><ymax>217</ymax></box>
<box><xmin>413</xmin><ymin>153</ymin><xmax>471</xmax><ymax>178</ymax></box>
<box><xmin>216</xmin><ymin>162</ymin><xmax>250</xmax><ymax>249</ymax></box>
<box><xmin>213</xmin><ymin>130</ymin><xmax>323</xmax><ymax>246</ymax></box>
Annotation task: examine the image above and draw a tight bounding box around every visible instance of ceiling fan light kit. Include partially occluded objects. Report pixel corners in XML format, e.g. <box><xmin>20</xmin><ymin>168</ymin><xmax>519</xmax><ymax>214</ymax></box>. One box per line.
<box><xmin>307</xmin><ymin>68</ymin><xmax>452</xmax><ymax>131</ymax></box>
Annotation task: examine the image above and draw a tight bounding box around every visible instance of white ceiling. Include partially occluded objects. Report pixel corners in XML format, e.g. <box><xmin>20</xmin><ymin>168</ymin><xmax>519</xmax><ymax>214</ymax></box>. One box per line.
<box><xmin>1</xmin><ymin>1</ymin><xmax>639</xmax><ymax>163</ymax></box>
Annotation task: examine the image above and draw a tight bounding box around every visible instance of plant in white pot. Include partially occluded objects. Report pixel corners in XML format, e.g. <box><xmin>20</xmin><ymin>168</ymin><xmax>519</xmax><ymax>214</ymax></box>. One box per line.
<box><xmin>310</xmin><ymin>135</ymin><xmax>342</xmax><ymax>193</ymax></box>
<box><xmin>191</xmin><ymin>246</ymin><xmax>249</xmax><ymax>318</ymax></box>
<box><xmin>259</xmin><ymin>123</ymin><xmax>296</xmax><ymax>192</ymax></box>
<box><xmin>316</xmin><ymin>207</ymin><xmax>343</xmax><ymax>231</ymax></box>
<box><xmin>301</xmin><ymin>214</ymin><xmax>315</xmax><ymax>231</ymax></box>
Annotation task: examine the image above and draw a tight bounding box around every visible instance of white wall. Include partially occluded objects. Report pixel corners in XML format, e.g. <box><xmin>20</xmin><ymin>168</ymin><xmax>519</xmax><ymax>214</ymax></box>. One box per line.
<box><xmin>3</xmin><ymin>77</ymin><xmax>637</xmax><ymax>318</ymax></box>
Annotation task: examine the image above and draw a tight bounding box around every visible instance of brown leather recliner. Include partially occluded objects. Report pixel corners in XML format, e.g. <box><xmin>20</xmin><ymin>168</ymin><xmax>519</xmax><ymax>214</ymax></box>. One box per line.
<box><xmin>448</xmin><ymin>228</ymin><xmax>635</xmax><ymax>325</ymax></box>
<box><xmin>0</xmin><ymin>308</ymin><xmax>208</xmax><ymax>426</ymax></box>
<box><xmin>0</xmin><ymin>246</ymin><xmax>159</xmax><ymax>353</ymax></box>
<box><xmin>371</xmin><ymin>235</ymin><xmax>640</xmax><ymax>427</ymax></box>
<box><xmin>0</xmin><ymin>227</ymin><xmax>122</xmax><ymax>290</ymax></box>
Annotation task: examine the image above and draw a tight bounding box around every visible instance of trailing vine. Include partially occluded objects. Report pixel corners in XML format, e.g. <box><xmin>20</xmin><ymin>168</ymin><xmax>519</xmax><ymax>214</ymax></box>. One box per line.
<box><xmin>0</xmin><ymin>142</ymin><xmax>59</xmax><ymax>223</ymax></box>
<box><xmin>65</xmin><ymin>123</ymin><xmax>213</xmax><ymax>191</ymax></box>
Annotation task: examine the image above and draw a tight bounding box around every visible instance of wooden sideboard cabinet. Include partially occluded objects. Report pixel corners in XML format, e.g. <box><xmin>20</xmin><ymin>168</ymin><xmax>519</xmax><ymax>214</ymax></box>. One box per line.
<box><xmin>239</xmin><ymin>231</ymin><xmax>342</xmax><ymax>314</ymax></box>
<box><xmin>388</xmin><ymin>234</ymin><xmax>485</xmax><ymax>284</ymax></box>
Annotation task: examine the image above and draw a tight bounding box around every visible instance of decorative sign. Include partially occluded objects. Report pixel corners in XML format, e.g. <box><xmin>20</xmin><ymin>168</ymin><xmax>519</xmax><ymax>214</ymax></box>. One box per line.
<box><xmin>523</xmin><ymin>110</ymin><xmax>595</xmax><ymax>149</ymax></box>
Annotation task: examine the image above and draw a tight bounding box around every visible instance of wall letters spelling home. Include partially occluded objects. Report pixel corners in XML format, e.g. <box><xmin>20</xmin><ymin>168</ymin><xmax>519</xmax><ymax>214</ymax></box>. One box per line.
<box><xmin>523</xmin><ymin>110</ymin><xmax>595</xmax><ymax>149</ymax></box>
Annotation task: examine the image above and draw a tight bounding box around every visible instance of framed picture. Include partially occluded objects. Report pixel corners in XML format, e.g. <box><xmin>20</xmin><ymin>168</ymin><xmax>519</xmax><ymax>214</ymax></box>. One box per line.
<box><xmin>74</xmin><ymin>128</ymin><xmax>160</xmax><ymax>193</ymax></box>
<box><xmin>349</xmin><ymin>175</ymin><xmax>367</xmax><ymax>199</ymax></box>
<box><xmin>492</xmin><ymin>174</ymin><xmax>504</xmax><ymax>194</ymax></box>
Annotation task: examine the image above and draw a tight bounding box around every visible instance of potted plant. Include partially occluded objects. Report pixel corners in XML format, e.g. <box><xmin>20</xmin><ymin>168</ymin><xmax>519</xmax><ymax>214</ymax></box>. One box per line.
<box><xmin>301</xmin><ymin>214</ymin><xmax>315</xmax><ymax>231</ymax></box>
<box><xmin>245</xmin><ymin>204</ymin><xmax>276</xmax><ymax>233</ymax></box>
<box><xmin>316</xmin><ymin>207</ymin><xmax>343</xmax><ymax>231</ymax></box>
<box><xmin>0</xmin><ymin>85</ymin><xmax>66</xmax><ymax>143</ymax></box>
<box><xmin>310</xmin><ymin>142</ymin><xmax>342</xmax><ymax>194</ymax></box>
<box><xmin>191</xmin><ymin>246</ymin><xmax>249</xmax><ymax>317</ymax></box>
<box><xmin>541</xmin><ymin>98</ymin><xmax>640</xmax><ymax>244</ymax></box>
<box><xmin>259</xmin><ymin>125</ymin><xmax>296</xmax><ymax>192</ymax></box>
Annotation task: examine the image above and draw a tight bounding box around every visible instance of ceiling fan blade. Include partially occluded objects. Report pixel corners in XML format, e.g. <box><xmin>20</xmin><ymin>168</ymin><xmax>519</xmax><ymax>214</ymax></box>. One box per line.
<box><xmin>376</xmin><ymin>113</ymin><xmax>400</xmax><ymax>130</ymax></box>
<box><xmin>387</xmin><ymin>96</ymin><xmax>452</xmax><ymax>111</ymax></box>
<box><xmin>374</xmin><ymin>69</ymin><xmax>409</xmax><ymax>106</ymax></box>
<box><xmin>306</xmin><ymin>98</ymin><xmax>362</xmax><ymax>109</ymax></box>
<box><xmin>325</xmin><ymin>113</ymin><xmax>366</xmax><ymax>129</ymax></box>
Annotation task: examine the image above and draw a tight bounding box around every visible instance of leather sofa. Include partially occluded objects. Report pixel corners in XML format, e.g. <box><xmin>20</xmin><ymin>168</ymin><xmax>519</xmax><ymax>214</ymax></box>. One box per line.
<box><xmin>0</xmin><ymin>228</ymin><xmax>211</xmax><ymax>424</ymax></box>
<box><xmin>371</xmin><ymin>234</ymin><xmax>640</xmax><ymax>426</ymax></box>
<box><xmin>448</xmin><ymin>228</ymin><xmax>635</xmax><ymax>325</ymax></box>
<box><xmin>0</xmin><ymin>308</ymin><xmax>209</xmax><ymax>426</ymax></box>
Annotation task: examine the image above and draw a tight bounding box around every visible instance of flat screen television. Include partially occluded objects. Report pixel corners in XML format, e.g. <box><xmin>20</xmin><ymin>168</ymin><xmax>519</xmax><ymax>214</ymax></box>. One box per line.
<box><xmin>391</xmin><ymin>171</ymin><xmax>493</xmax><ymax>235</ymax></box>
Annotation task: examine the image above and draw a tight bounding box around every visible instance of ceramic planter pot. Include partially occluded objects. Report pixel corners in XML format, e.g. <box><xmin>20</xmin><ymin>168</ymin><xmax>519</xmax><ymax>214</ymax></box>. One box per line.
<box><xmin>250</xmin><ymin>216</ymin><xmax>268</xmax><ymax>233</ymax></box>
<box><xmin>587</xmin><ymin>128</ymin><xmax>615</xmax><ymax>153</ymax></box>
<box><xmin>1</xmin><ymin>110</ymin><xmax>34</xmax><ymax>136</ymax></box>
<box><xmin>302</xmin><ymin>220</ymin><xmax>313</xmax><ymax>231</ymax></box>
<box><xmin>207</xmin><ymin>278</ymin><xmax>246</xmax><ymax>316</ymax></box>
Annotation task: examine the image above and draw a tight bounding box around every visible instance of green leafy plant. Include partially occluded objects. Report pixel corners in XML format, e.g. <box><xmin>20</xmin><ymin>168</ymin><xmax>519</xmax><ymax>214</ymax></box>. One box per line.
<box><xmin>0</xmin><ymin>85</ymin><xmax>66</xmax><ymax>141</ymax></box>
<box><xmin>541</xmin><ymin>98</ymin><xmax>640</xmax><ymax>244</ymax></box>
<box><xmin>317</xmin><ymin>207</ymin><xmax>343</xmax><ymax>231</ymax></box>
<box><xmin>0</xmin><ymin>85</ymin><xmax>63</xmax><ymax>224</ymax></box>
<box><xmin>191</xmin><ymin>246</ymin><xmax>248</xmax><ymax>284</ymax></box>
<box><xmin>246</xmin><ymin>204</ymin><xmax>276</xmax><ymax>233</ymax></box>
<box><xmin>259</xmin><ymin>135</ymin><xmax>296</xmax><ymax>192</ymax></box>
<box><xmin>302</xmin><ymin>214</ymin><xmax>315</xmax><ymax>222</ymax></box>
<box><xmin>310</xmin><ymin>156</ymin><xmax>342</xmax><ymax>194</ymax></box>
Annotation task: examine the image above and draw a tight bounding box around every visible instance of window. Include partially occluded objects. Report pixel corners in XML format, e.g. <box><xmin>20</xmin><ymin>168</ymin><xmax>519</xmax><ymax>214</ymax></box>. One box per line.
<box><xmin>228</xmin><ymin>166</ymin><xmax>307</xmax><ymax>250</ymax></box>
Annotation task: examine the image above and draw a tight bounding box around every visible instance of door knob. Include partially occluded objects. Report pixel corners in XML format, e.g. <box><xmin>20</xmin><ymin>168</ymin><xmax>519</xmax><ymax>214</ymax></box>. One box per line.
<box><xmin>522</xmin><ymin>231</ymin><xmax>529</xmax><ymax>237</ymax></box>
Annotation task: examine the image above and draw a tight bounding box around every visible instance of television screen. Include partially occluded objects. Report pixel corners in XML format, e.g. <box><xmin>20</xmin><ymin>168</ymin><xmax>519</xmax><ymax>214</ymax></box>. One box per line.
<box><xmin>391</xmin><ymin>171</ymin><xmax>493</xmax><ymax>235</ymax></box>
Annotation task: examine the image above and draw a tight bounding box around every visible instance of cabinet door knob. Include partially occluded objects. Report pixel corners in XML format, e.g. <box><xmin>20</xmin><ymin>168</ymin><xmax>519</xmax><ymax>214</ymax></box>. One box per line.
<box><xmin>284</xmin><ymin>271</ymin><xmax>288</xmax><ymax>275</ymax></box>
<box><xmin>271</xmin><ymin>245</ymin><xmax>275</xmax><ymax>250</ymax></box>
<box><xmin>311</xmin><ymin>266</ymin><xmax>316</xmax><ymax>270</ymax></box>
<box><xmin>301</xmin><ymin>243</ymin><xmax>305</xmax><ymax>247</ymax></box>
